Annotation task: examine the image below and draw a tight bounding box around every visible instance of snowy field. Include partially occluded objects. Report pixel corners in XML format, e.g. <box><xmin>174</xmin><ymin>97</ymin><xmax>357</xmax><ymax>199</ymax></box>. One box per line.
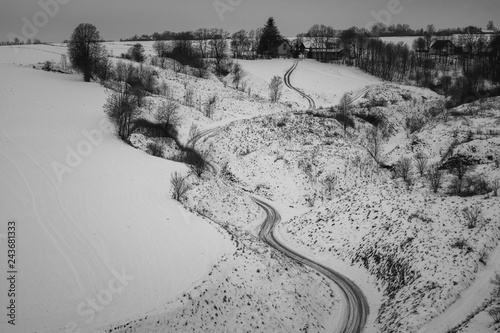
<box><xmin>1</xmin><ymin>40</ymin><xmax>499</xmax><ymax>333</ymax></box>
<box><xmin>380</xmin><ymin>36</ymin><xmax>420</xmax><ymax>47</ymax></box>
<box><xmin>0</xmin><ymin>45</ymin><xmax>233</xmax><ymax>333</ymax></box>
<box><xmin>237</xmin><ymin>59</ymin><xmax>381</xmax><ymax>108</ymax></box>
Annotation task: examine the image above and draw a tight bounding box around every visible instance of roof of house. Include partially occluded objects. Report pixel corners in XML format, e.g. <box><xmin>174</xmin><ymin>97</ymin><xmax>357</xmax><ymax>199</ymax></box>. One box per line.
<box><xmin>431</xmin><ymin>40</ymin><xmax>455</xmax><ymax>49</ymax></box>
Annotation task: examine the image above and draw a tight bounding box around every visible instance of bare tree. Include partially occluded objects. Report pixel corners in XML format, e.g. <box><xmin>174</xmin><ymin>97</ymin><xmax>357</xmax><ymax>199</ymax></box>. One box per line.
<box><xmin>427</xmin><ymin>164</ymin><xmax>442</xmax><ymax>193</ymax></box>
<box><xmin>269</xmin><ymin>76</ymin><xmax>283</xmax><ymax>103</ymax></box>
<box><xmin>487</xmin><ymin>20</ymin><xmax>496</xmax><ymax>31</ymax></box>
<box><xmin>210</xmin><ymin>28</ymin><xmax>230</xmax><ymax>75</ymax></box>
<box><xmin>153</xmin><ymin>40</ymin><xmax>169</xmax><ymax>58</ymax></box>
<box><xmin>156</xmin><ymin>99</ymin><xmax>180</xmax><ymax>130</ymax></box>
<box><xmin>338</xmin><ymin>93</ymin><xmax>354</xmax><ymax>136</ymax></box>
<box><xmin>68</xmin><ymin>23</ymin><xmax>107</xmax><ymax>82</ymax></box>
<box><xmin>115</xmin><ymin>60</ymin><xmax>127</xmax><ymax>82</ymax></box>
<box><xmin>231</xmin><ymin>29</ymin><xmax>250</xmax><ymax>58</ymax></box>
<box><xmin>395</xmin><ymin>157</ymin><xmax>413</xmax><ymax>185</ymax></box>
<box><xmin>364</xmin><ymin>126</ymin><xmax>384</xmax><ymax>163</ymax></box>
<box><xmin>188</xmin><ymin>149</ymin><xmax>210</xmax><ymax>178</ymax></box>
<box><xmin>205</xmin><ymin>95</ymin><xmax>217</xmax><ymax>119</ymax></box>
<box><xmin>184</xmin><ymin>86</ymin><xmax>195</xmax><ymax>107</ymax></box>
<box><xmin>103</xmin><ymin>84</ymin><xmax>139</xmax><ymax>141</ymax></box>
<box><xmin>232</xmin><ymin>62</ymin><xmax>246</xmax><ymax>89</ymax></box>
<box><xmin>171</xmin><ymin>172</ymin><xmax>191</xmax><ymax>201</ymax></box>
<box><xmin>414</xmin><ymin>152</ymin><xmax>429</xmax><ymax>177</ymax></box>
<box><xmin>187</xmin><ymin>123</ymin><xmax>200</xmax><ymax>148</ymax></box>
<box><xmin>160</xmin><ymin>80</ymin><xmax>172</xmax><ymax>99</ymax></box>
<box><xmin>194</xmin><ymin>28</ymin><xmax>211</xmax><ymax>58</ymax></box>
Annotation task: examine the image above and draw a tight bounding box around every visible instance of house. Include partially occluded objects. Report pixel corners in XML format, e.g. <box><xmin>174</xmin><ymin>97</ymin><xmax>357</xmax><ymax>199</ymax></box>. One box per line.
<box><xmin>277</xmin><ymin>40</ymin><xmax>292</xmax><ymax>58</ymax></box>
<box><xmin>300</xmin><ymin>38</ymin><xmax>346</xmax><ymax>62</ymax></box>
<box><xmin>430</xmin><ymin>40</ymin><xmax>456</xmax><ymax>56</ymax></box>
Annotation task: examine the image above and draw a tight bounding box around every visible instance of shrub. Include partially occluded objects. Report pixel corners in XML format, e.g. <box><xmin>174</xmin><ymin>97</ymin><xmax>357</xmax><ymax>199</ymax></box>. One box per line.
<box><xmin>489</xmin><ymin>308</ymin><xmax>500</xmax><ymax>324</ymax></box>
<box><xmin>463</xmin><ymin>205</ymin><xmax>481</xmax><ymax>228</ymax></box>
<box><xmin>128</xmin><ymin>43</ymin><xmax>145</xmax><ymax>63</ymax></box>
<box><xmin>276</xmin><ymin>120</ymin><xmax>286</xmax><ymax>127</ymax></box>
<box><xmin>334</xmin><ymin>113</ymin><xmax>355</xmax><ymax>130</ymax></box>
<box><xmin>269</xmin><ymin>76</ymin><xmax>283</xmax><ymax>103</ymax></box>
<box><xmin>414</xmin><ymin>152</ymin><xmax>428</xmax><ymax>177</ymax></box>
<box><xmin>461</xmin><ymin>175</ymin><xmax>490</xmax><ymax>196</ymax></box>
<box><xmin>427</xmin><ymin>164</ymin><xmax>442</xmax><ymax>193</ymax></box>
<box><xmin>171</xmin><ymin>172</ymin><xmax>191</xmax><ymax>201</ymax></box>
<box><xmin>444</xmin><ymin>154</ymin><xmax>472</xmax><ymax>180</ymax></box>
<box><xmin>240</xmin><ymin>80</ymin><xmax>248</xmax><ymax>92</ymax></box>
<box><xmin>368</xmin><ymin>96</ymin><xmax>388</xmax><ymax>107</ymax></box>
<box><xmin>451</xmin><ymin>237</ymin><xmax>473</xmax><ymax>253</ymax></box>
<box><xmin>354</xmin><ymin>112</ymin><xmax>385</xmax><ymax>127</ymax></box>
<box><xmin>131</xmin><ymin>118</ymin><xmax>177</xmax><ymax>139</ymax></box>
<box><xmin>43</xmin><ymin>60</ymin><xmax>52</xmax><ymax>71</ymax></box>
<box><xmin>478</xmin><ymin>248</ymin><xmax>489</xmax><ymax>265</ymax></box>
<box><xmin>147</xmin><ymin>142</ymin><xmax>163</xmax><ymax>158</ymax></box>
<box><xmin>405</xmin><ymin>116</ymin><xmax>426</xmax><ymax>134</ymax></box>
<box><xmin>181</xmin><ymin>148</ymin><xmax>210</xmax><ymax>178</ymax></box>
<box><xmin>322</xmin><ymin>174</ymin><xmax>337</xmax><ymax>197</ymax></box>
<box><xmin>395</xmin><ymin>157</ymin><xmax>413</xmax><ymax>185</ymax></box>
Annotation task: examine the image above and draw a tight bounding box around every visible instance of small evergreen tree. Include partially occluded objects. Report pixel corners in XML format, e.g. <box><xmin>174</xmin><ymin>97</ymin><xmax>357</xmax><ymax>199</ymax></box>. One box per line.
<box><xmin>258</xmin><ymin>17</ymin><xmax>283</xmax><ymax>58</ymax></box>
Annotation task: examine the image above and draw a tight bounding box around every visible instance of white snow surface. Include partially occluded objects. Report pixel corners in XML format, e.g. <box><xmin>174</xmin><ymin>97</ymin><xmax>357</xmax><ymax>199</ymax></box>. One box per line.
<box><xmin>238</xmin><ymin>59</ymin><xmax>382</xmax><ymax>108</ymax></box>
<box><xmin>0</xmin><ymin>45</ymin><xmax>233</xmax><ymax>333</ymax></box>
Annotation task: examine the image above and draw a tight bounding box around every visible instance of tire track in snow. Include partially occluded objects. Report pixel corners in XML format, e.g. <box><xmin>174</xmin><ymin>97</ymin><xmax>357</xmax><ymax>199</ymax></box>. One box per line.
<box><xmin>254</xmin><ymin>198</ymin><xmax>369</xmax><ymax>333</ymax></box>
<box><xmin>284</xmin><ymin>60</ymin><xmax>317</xmax><ymax>110</ymax></box>
<box><xmin>193</xmin><ymin>127</ymin><xmax>369</xmax><ymax>332</ymax></box>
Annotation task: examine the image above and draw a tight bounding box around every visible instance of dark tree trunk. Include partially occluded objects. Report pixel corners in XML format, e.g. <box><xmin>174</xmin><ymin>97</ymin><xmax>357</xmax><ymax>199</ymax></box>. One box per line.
<box><xmin>84</xmin><ymin>70</ymin><xmax>91</xmax><ymax>82</ymax></box>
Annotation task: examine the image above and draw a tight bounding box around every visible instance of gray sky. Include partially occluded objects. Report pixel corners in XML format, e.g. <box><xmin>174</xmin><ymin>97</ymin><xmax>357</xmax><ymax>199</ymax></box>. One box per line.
<box><xmin>1</xmin><ymin>0</ymin><xmax>498</xmax><ymax>42</ymax></box>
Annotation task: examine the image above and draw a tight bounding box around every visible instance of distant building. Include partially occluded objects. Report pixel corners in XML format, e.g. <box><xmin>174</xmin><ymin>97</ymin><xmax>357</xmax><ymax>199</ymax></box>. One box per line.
<box><xmin>277</xmin><ymin>40</ymin><xmax>292</xmax><ymax>58</ymax></box>
<box><xmin>300</xmin><ymin>38</ymin><xmax>346</xmax><ymax>62</ymax></box>
<box><xmin>430</xmin><ymin>40</ymin><xmax>456</xmax><ymax>56</ymax></box>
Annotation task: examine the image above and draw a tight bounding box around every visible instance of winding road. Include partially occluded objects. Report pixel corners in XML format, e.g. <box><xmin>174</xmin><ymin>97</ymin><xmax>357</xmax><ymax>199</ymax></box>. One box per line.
<box><xmin>284</xmin><ymin>60</ymin><xmax>317</xmax><ymax>110</ymax></box>
<box><xmin>189</xmin><ymin>64</ymin><xmax>370</xmax><ymax>332</ymax></box>
<box><xmin>254</xmin><ymin>198</ymin><xmax>369</xmax><ymax>333</ymax></box>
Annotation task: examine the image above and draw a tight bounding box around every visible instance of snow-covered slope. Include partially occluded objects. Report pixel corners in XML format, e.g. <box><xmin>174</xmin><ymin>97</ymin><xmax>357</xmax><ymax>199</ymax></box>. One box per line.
<box><xmin>238</xmin><ymin>59</ymin><xmax>382</xmax><ymax>108</ymax></box>
<box><xmin>0</xmin><ymin>46</ymin><xmax>232</xmax><ymax>333</ymax></box>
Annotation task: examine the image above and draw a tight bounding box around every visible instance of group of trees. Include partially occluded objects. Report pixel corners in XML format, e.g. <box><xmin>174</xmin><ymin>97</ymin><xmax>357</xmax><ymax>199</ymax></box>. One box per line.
<box><xmin>122</xmin><ymin>17</ymin><xmax>285</xmax><ymax>60</ymax></box>
<box><xmin>368</xmin><ymin>21</ymin><xmax>496</xmax><ymax>37</ymax></box>
<box><xmin>0</xmin><ymin>38</ymin><xmax>42</xmax><ymax>46</ymax></box>
<box><xmin>320</xmin><ymin>24</ymin><xmax>500</xmax><ymax>105</ymax></box>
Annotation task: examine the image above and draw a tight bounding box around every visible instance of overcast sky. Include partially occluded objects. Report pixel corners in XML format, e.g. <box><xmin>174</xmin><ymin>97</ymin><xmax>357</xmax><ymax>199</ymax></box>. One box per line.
<box><xmin>1</xmin><ymin>0</ymin><xmax>498</xmax><ymax>42</ymax></box>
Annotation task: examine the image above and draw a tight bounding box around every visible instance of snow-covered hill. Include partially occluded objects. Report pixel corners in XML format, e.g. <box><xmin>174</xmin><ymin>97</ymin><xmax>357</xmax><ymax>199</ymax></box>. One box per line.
<box><xmin>0</xmin><ymin>45</ymin><xmax>233</xmax><ymax>333</ymax></box>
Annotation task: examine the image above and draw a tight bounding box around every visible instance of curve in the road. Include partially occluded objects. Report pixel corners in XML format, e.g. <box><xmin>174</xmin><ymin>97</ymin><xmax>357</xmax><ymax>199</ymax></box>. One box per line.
<box><xmin>284</xmin><ymin>60</ymin><xmax>317</xmax><ymax>110</ymax></box>
<box><xmin>254</xmin><ymin>198</ymin><xmax>369</xmax><ymax>333</ymax></box>
<box><xmin>190</xmin><ymin>120</ymin><xmax>369</xmax><ymax>333</ymax></box>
